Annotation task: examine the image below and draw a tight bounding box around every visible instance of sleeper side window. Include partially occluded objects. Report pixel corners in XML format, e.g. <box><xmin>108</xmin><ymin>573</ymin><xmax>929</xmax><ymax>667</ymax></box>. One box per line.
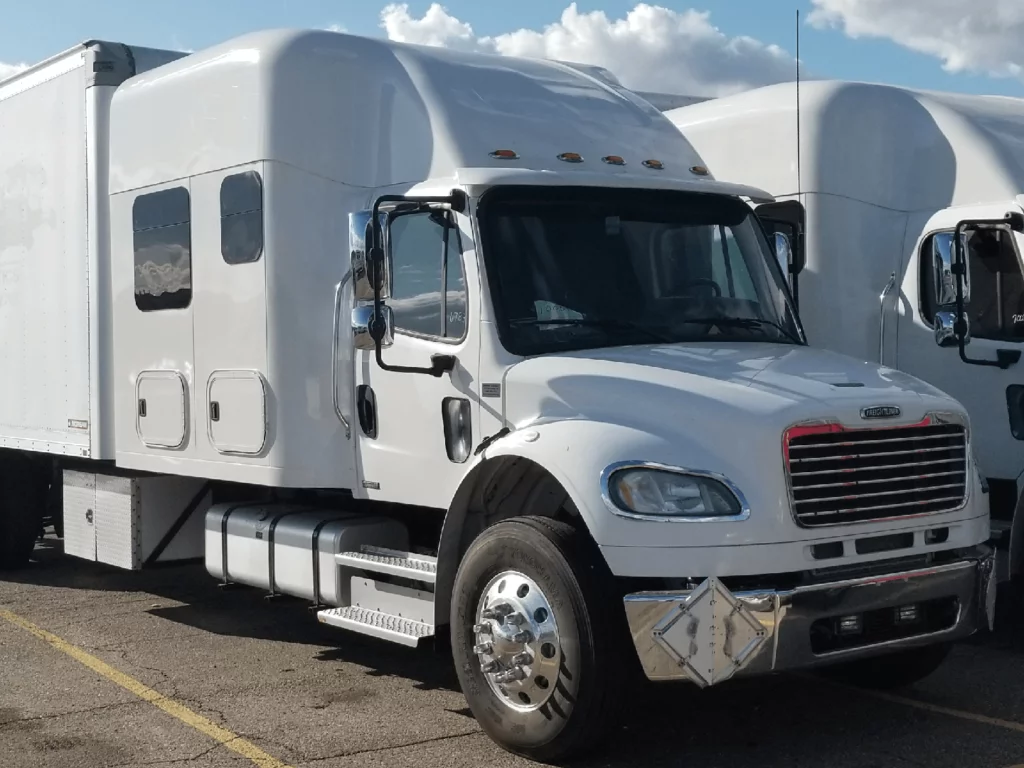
<box><xmin>133</xmin><ymin>187</ymin><xmax>192</xmax><ymax>311</ymax></box>
<box><xmin>388</xmin><ymin>211</ymin><xmax>466</xmax><ymax>340</ymax></box>
<box><xmin>220</xmin><ymin>171</ymin><xmax>264</xmax><ymax>264</ymax></box>
<box><xmin>921</xmin><ymin>229</ymin><xmax>1024</xmax><ymax>341</ymax></box>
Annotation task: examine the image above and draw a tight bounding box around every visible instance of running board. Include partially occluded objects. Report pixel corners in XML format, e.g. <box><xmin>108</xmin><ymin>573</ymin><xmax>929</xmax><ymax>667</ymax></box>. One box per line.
<box><xmin>335</xmin><ymin>546</ymin><xmax>437</xmax><ymax>585</ymax></box>
<box><xmin>317</xmin><ymin>606</ymin><xmax>434</xmax><ymax>647</ymax></box>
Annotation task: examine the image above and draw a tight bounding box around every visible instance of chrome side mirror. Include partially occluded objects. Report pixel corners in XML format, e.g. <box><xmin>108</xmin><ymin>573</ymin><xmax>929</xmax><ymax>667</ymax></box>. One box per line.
<box><xmin>352</xmin><ymin>305</ymin><xmax>394</xmax><ymax>350</ymax></box>
<box><xmin>934</xmin><ymin>310</ymin><xmax>970</xmax><ymax>348</ymax></box>
<box><xmin>774</xmin><ymin>232</ymin><xmax>792</xmax><ymax>275</ymax></box>
<box><xmin>930</xmin><ymin>232</ymin><xmax>971</xmax><ymax>307</ymax></box>
<box><xmin>350</xmin><ymin>210</ymin><xmax>391</xmax><ymax>301</ymax></box>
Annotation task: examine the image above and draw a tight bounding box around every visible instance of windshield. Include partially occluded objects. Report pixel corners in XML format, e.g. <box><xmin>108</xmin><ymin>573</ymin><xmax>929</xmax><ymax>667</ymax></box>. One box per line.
<box><xmin>477</xmin><ymin>186</ymin><xmax>804</xmax><ymax>356</ymax></box>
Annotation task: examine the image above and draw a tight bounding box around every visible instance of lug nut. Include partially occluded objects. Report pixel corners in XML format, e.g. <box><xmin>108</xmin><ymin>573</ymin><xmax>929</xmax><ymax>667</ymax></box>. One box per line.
<box><xmin>503</xmin><ymin>668</ymin><xmax>526</xmax><ymax>682</ymax></box>
<box><xmin>505</xmin><ymin>613</ymin><xmax>525</xmax><ymax>626</ymax></box>
<box><xmin>493</xmin><ymin>603</ymin><xmax>514</xmax><ymax>617</ymax></box>
<box><xmin>512</xmin><ymin>652</ymin><xmax>533</xmax><ymax>666</ymax></box>
<box><xmin>473</xmin><ymin>642</ymin><xmax>493</xmax><ymax>655</ymax></box>
<box><xmin>513</xmin><ymin>631</ymin><xmax>532</xmax><ymax>644</ymax></box>
<box><xmin>473</xmin><ymin>623</ymin><xmax>492</xmax><ymax>634</ymax></box>
<box><xmin>481</xmin><ymin>661</ymin><xmax>499</xmax><ymax>674</ymax></box>
<box><xmin>481</xmin><ymin>609</ymin><xmax>498</xmax><ymax>620</ymax></box>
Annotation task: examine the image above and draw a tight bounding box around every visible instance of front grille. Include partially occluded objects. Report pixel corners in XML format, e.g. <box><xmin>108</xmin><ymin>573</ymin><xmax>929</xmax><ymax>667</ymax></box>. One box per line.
<box><xmin>785</xmin><ymin>420</ymin><xmax>968</xmax><ymax>527</ymax></box>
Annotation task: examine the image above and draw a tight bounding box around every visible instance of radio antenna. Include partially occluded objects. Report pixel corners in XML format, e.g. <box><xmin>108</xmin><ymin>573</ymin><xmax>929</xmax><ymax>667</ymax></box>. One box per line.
<box><xmin>796</xmin><ymin>8</ymin><xmax>802</xmax><ymax>199</ymax></box>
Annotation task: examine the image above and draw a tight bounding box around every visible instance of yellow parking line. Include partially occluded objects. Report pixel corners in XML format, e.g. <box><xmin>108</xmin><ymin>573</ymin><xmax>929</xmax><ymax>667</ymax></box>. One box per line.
<box><xmin>0</xmin><ymin>608</ymin><xmax>293</xmax><ymax>768</ymax></box>
<box><xmin>817</xmin><ymin>676</ymin><xmax>1024</xmax><ymax>734</ymax></box>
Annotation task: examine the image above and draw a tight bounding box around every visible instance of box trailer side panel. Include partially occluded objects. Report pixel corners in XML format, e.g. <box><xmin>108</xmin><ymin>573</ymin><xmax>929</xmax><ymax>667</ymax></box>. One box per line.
<box><xmin>0</xmin><ymin>53</ymin><xmax>93</xmax><ymax>457</ymax></box>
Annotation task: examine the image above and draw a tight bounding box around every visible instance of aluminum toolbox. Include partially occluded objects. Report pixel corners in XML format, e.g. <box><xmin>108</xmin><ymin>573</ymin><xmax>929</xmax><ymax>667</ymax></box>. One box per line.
<box><xmin>204</xmin><ymin>503</ymin><xmax>408</xmax><ymax>605</ymax></box>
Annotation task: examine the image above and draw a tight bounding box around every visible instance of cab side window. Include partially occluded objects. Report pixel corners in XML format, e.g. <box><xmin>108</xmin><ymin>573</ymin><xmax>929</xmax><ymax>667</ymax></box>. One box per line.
<box><xmin>389</xmin><ymin>212</ymin><xmax>466</xmax><ymax>339</ymax></box>
<box><xmin>921</xmin><ymin>229</ymin><xmax>1024</xmax><ymax>341</ymax></box>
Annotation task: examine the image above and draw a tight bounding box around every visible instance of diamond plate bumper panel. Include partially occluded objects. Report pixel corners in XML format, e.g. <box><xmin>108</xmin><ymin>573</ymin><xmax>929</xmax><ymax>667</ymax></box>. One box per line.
<box><xmin>624</xmin><ymin>547</ymin><xmax>993</xmax><ymax>684</ymax></box>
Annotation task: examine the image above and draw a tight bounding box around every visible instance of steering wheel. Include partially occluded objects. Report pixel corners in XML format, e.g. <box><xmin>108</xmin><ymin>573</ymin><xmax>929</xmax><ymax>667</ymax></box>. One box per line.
<box><xmin>679</xmin><ymin>278</ymin><xmax>722</xmax><ymax>297</ymax></box>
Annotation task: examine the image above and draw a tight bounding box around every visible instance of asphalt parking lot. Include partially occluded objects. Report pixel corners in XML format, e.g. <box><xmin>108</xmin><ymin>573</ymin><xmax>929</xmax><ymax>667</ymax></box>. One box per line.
<box><xmin>4</xmin><ymin>538</ymin><xmax>1024</xmax><ymax>768</ymax></box>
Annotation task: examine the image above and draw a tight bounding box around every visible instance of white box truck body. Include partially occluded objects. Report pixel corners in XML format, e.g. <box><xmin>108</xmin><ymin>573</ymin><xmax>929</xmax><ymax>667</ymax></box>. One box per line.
<box><xmin>0</xmin><ymin>35</ymin><xmax>995</xmax><ymax>760</ymax></box>
<box><xmin>666</xmin><ymin>81</ymin><xmax>1024</xmax><ymax>583</ymax></box>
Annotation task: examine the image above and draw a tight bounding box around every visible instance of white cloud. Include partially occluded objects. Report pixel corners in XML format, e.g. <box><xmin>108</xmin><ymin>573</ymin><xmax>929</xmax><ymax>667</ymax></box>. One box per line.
<box><xmin>0</xmin><ymin>61</ymin><xmax>27</xmax><ymax>82</ymax></box>
<box><xmin>326</xmin><ymin>24</ymin><xmax>347</xmax><ymax>34</ymax></box>
<box><xmin>809</xmin><ymin>0</ymin><xmax>1024</xmax><ymax>82</ymax></box>
<box><xmin>380</xmin><ymin>2</ymin><xmax>798</xmax><ymax>97</ymax></box>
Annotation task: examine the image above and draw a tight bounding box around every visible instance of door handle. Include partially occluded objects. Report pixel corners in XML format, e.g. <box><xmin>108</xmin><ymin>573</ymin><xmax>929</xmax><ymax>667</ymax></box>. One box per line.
<box><xmin>356</xmin><ymin>385</ymin><xmax>377</xmax><ymax>439</ymax></box>
<box><xmin>210</xmin><ymin>401</ymin><xmax>221</xmax><ymax>422</ymax></box>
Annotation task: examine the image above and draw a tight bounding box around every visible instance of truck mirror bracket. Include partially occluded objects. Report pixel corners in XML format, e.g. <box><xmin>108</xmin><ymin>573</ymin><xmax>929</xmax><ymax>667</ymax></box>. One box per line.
<box><xmin>367</xmin><ymin>192</ymin><xmax>464</xmax><ymax>378</ymax></box>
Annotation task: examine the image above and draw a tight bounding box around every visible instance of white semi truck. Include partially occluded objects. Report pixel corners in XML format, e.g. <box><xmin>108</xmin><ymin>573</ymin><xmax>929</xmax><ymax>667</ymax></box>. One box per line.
<box><xmin>0</xmin><ymin>32</ymin><xmax>995</xmax><ymax>761</ymax></box>
<box><xmin>665</xmin><ymin>81</ymin><xmax>1024</xmax><ymax>587</ymax></box>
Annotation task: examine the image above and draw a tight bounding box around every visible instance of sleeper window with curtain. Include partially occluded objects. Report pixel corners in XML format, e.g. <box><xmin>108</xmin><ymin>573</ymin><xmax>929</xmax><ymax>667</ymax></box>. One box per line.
<box><xmin>133</xmin><ymin>187</ymin><xmax>192</xmax><ymax>312</ymax></box>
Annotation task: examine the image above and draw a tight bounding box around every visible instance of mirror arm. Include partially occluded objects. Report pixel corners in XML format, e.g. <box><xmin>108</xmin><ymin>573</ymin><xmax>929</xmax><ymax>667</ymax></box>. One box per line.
<box><xmin>369</xmin><ymin>192</ymin><xmax>464</xmax><ymax>378</ymax></box>
<box><xmin>953</xmin><ymin>218</ymin><xmax>1021</xmax><ymax>370</ymax></box>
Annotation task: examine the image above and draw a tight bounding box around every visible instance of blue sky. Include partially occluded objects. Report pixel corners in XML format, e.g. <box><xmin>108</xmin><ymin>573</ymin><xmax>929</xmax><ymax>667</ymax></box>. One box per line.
<box><xmin>0</xmin><ymin>1</ymin><xmax>1021</xmax><ymax>98</ymax></box>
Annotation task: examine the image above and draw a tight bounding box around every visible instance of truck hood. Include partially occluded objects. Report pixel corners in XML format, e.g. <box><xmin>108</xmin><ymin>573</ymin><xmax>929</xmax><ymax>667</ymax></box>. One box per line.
<box><xmin>502</xmin><ymin>342</ymin><xmax>961</xmax><ymax>436</ymax></box>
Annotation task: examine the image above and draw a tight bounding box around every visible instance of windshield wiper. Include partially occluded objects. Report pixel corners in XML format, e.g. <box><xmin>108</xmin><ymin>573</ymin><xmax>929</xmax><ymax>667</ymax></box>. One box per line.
<box><xmin>509</xmin><ymin>317</ymin><xmax>674</xmax><ymax>344</ymax></box>
<box><xmin>681</xmin><ymin>316</ymin><xmax>803</xmax><ymax>345</ymax></box>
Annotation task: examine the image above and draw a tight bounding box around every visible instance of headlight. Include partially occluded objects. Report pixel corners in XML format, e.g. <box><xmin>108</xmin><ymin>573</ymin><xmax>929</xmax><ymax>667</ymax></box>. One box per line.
<box><xmin>605</xmin><ymin>466</ymin><xmax>745</xmax><ymax>519</ymax></box>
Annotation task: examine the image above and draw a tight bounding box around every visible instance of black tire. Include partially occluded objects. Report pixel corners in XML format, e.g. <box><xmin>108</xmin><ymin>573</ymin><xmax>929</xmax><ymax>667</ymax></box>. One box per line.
<box><xmin>450</xmin><ymin>516</ymin><xmax>629</xmax><ymax>763</ymax></box>
<box><xmin>821</xmin><ymin>642</ymin><xmax>951</xmax><ymax>690</ymax></box>
<box><xmin>0</xmin><ymin>455</ymin><xmax>46</xmax><ymax>570</ymax></box>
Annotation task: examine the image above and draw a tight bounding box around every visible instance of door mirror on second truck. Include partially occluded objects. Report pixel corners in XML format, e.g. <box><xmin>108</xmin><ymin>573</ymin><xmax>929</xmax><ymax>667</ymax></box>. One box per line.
<box><xmin>928</xmin><ymin>231</ymin><xmax>971</xmax><ymax>348</ymax></box>
<box><xmin>929</xmin><ymin>232</ymin><xmax>971</xmax><ymax>309</ymax></box>
<box><xmin>774</xmin><ymin>232</ymin><xmax>793</xmax><ymax>276</ymax></box>
<box><xmin>349</xmin><ymin>210</ymin><xmax>395</xmax><ymax>351</ymax></box>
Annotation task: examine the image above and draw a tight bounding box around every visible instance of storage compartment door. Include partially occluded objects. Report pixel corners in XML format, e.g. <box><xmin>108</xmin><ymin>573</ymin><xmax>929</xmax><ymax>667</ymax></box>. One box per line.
<box><xmin>62</xmin><ymin>470</ymin><xmax>97</xmax><ymax>562</ymax></box>
<box><xmin>136</xmin><ymin>371</ymin><xmax>188</xmax><ymax>449</ymax></box>
<box><xmin>94</xmin><ymin>474</ymin><xmax>139</xmax><ymax>570</ymax></box>
<box><xmin>208</xmin><ymin>371</ymin><xmax>267</xmax><ymax>455</ymax></box>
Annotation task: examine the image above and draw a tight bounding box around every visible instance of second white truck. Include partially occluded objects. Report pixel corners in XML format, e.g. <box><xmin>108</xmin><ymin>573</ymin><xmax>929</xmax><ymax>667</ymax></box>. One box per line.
<box><xmin>0</xmin><ymin>32</ymin><xmax>994</xmax><ymax>761</ymax></box>
<box><xmin>666</xmin><ymin>81</ymin><xmax>1024</xmax><ymax>588</ymax></box>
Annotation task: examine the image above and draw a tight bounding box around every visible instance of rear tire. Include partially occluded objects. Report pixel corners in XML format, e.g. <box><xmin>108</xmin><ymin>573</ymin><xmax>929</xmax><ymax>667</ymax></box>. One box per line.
<box><xmin>821</xmin><ymin>642</ymin><xmax>951</xmax><ymax>689</ymax></box>
<box><xmin>450</xmin><ymin>516</ymin><xmax>628</xmax><ymax>763</ymax></box>
<box><xmin>0</xmin><ymin>455</ymin><xmax>47</xmax><ymax>570</ymax></box>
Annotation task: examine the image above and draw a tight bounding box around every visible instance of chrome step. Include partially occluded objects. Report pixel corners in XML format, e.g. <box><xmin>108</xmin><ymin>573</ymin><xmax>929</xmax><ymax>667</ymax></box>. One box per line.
<box><xmin>317</xmin><ymin>606</ymin><xmax>434</xmax><ymax>647</ymax></box>
<box><xmin>335</xmin><ymin>546</ymin><xmax>437</xmax><ymax>584</ymax></box>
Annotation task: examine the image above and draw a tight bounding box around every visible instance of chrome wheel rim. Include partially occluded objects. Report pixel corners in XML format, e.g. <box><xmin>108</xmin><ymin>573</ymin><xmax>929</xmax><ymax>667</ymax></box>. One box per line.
<box><xmin>473</xmin><ymin>570</ymin><xmax>561</xmax><ymax>712</ymax></box>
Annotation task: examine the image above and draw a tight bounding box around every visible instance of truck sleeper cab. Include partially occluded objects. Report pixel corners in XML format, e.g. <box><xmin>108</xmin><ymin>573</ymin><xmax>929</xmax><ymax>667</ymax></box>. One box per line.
<box><xmin>0</xmin><ymin>32</ymin><xmax>994</xmax><ymax>763</ymax></box>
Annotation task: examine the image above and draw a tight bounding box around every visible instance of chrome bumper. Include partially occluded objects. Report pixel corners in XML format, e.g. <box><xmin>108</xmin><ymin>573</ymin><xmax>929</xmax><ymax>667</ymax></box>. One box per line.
<box><xmin>623</xmin><ymin>548</ymin><xmax>995</xmax><ymax>686</ymax></box>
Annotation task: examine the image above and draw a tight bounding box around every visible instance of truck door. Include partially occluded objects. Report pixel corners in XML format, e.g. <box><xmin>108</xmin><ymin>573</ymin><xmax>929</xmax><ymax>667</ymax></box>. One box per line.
<box><xmin>352</xmin><ymin>207</ymin><xmax>479</xmax><ymax>508</ymax></box>
<box><xmin>897</xmin><ymin>204</ymin><xmax>1024</xmax><ymax>545</ymax></box>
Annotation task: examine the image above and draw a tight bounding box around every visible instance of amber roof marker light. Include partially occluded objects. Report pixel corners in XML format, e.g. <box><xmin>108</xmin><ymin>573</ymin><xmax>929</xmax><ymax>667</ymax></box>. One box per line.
<box><xmin>602</xmin><ymin>155</ymin><xmax>626</xmax><ymax>166</ymax></box>
<box><xmin>489</xmin><ymin>149</ymin><xmax>520</xmax><ymax>160</ymax></box>
<box><xmin>642</xmin><ymin>159</ymin><xmax>665</xmax><ymax>170</ymax></box>
<box><xmin>557</xmin><ymin>152</ymin><xmax>584</xmax><ymax>163</ymax></box>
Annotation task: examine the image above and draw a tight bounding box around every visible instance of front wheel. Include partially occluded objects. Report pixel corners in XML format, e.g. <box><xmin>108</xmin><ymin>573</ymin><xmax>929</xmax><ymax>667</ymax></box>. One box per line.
<box><xmin>820</xmin><ymin>642</ymin><xmax>951</xmax><ymax>690</ymax></box>
<box><xmin>450</xmin><ymin>516</ymin><xmax>628</xmax><ymax>763</ymax></box>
